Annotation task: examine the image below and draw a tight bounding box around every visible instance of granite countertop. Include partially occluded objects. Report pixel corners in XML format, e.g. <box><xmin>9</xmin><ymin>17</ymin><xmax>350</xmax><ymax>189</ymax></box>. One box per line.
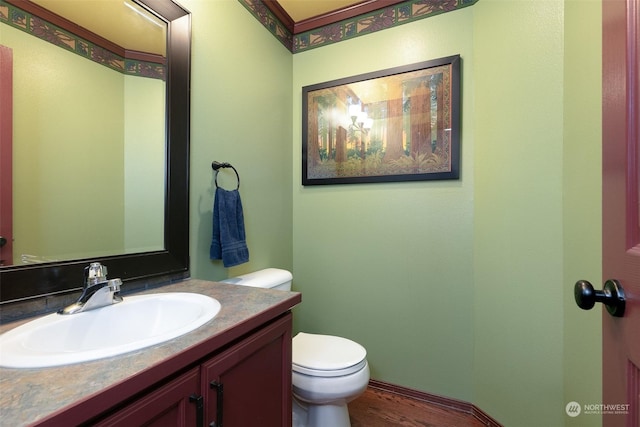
<box><xmin>0</xmin><ymin>279</ymin><xmax>301</xmax><ymax>426</ymax></box>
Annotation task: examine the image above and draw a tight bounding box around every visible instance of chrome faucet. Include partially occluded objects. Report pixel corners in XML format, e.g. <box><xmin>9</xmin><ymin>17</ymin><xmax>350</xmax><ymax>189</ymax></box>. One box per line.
<box><xmin>58</xmin><ymin>262</ymin><xmax>123</xmax><ymax>315</ymax></box>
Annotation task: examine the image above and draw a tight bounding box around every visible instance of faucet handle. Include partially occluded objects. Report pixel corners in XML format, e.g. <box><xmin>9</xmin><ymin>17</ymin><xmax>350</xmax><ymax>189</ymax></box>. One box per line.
<box><xmin>108</xmin><ymin>278</ymin><xmax>122</xmax><ymax>292</ymax></box>
<box><xmin>85</xmin><ymin>262</ymin><xmax>108</xmax><ymax>286</ymax></box>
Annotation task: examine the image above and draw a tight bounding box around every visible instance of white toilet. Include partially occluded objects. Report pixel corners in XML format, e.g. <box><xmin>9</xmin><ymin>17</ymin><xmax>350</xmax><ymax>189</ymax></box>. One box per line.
<box><xmin>222</xmin><ymin>268</ymin><xmax>369</xmax><ymax>427</ymax></box>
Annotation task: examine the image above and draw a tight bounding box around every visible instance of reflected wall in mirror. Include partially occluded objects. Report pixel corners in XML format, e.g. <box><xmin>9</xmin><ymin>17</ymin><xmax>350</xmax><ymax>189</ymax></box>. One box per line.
<box><xmin>0</xmin><ymin>0</ymin><xmax>191</xmax><ymax>304</ymax></box>
<box><xmin>1</xmin><ymin>0</ymin><xmax>166</xmax><ymax>266</ymax></box>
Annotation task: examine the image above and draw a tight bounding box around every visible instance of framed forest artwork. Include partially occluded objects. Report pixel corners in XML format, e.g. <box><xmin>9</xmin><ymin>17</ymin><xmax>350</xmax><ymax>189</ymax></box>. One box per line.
<box><xmin>302</xmin><ymin>55</ymin><xmax>461</xmax><ymax>185</ymax></box>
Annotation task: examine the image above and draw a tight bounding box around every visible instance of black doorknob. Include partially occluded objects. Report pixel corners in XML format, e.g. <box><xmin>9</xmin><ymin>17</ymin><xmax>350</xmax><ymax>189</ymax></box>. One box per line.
<box><xmin>574</xmin><ymin>279</ymin><xmax>625</xmax><ymax>317</ymax></box>
<box><xmin>0</xmin><ymin>236</ymin><xmax>6</xmax><ymax>247</ymax></box>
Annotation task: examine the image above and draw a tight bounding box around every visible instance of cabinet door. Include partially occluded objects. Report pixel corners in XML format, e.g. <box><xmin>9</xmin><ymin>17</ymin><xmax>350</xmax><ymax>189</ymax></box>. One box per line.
<box><xmin>202</xmin><ymin>313</ymin><xmax>293</xmax><ymax>427</ymax></box>
<box><xmin>93</xmin><ymin>367</ymin><xmax>201</xmax><ymax>427</ymax></box>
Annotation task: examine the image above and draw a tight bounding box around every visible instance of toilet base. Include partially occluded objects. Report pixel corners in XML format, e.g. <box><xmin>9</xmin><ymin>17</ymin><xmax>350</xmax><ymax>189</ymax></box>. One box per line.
<box><xmin>293</xmin><ymin>397</ymin><xmax>351</xmax><ymax>427</ymax></box>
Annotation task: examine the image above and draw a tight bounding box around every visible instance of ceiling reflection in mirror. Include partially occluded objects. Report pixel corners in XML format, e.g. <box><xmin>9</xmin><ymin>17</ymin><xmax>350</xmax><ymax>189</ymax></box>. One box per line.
<box><xmin>0</xmin><ymin>0</ymin><xmax>167</xmax><ymax>266</ymax></box>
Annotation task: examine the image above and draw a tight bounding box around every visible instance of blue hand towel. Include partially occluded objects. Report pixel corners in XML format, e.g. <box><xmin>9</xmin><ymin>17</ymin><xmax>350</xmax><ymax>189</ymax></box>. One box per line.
<box><xmin>210</xmin><ymin>187</ymin><xmax>249</xmax><ymax>267</ymax></box>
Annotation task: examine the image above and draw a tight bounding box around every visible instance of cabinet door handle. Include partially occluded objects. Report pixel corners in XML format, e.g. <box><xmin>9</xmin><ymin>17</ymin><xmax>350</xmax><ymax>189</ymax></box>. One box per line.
<box><xmin>189</xmin><ymin>394</ymin><xmax>204</xmax><ymax>427</ymax></box>
<box><xmin>209</xmin><ymin>381</ymin><xmax>224</xmax><ymax>427</ymax></box>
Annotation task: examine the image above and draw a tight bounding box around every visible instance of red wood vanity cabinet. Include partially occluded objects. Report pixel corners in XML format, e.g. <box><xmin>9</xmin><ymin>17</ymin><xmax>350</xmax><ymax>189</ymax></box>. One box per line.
<box><xmin>90</xmin><ymin>313</ymin><xmax>293</xmax><ymax>427</ymax></box>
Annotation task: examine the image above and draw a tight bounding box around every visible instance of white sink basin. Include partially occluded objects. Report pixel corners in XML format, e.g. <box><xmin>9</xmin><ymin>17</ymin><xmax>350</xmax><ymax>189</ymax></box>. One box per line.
<box><xmin>0</xmin><ymin>292</ymin><xmax>221</xmax><ymax>368</ymax></box>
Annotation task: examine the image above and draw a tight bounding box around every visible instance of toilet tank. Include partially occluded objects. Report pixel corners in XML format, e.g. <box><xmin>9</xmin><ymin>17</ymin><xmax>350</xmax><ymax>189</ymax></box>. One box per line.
<box><xmin>221</xmin><ymin>268</ymin><xmax>292</xmax><ymax>291</ymax></box>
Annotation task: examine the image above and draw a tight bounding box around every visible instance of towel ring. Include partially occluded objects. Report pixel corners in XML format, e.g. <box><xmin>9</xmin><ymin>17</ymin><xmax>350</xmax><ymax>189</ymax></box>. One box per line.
<box><xmin>212</xmin><ymin>161</ymin><xmax>240</xmax><ymax>190</ymax></box>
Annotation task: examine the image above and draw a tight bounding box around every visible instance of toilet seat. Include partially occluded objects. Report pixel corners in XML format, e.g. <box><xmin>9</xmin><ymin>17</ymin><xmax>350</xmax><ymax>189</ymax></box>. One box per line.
<box><xmin>292</xmin><ymin>332</ymin><xmax>367</xmax><ymax>378</ymax></box>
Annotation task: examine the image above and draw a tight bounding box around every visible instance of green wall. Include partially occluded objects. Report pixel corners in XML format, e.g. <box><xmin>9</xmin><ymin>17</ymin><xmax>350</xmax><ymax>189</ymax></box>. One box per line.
<box><xmin>473</xmin><ymin>0</ymin><xmax>564</xmax><ymax>424</ymax></box>
<box><xmin>292</xmin><ymin>8</ymin><xmax>475</xmax><ymax>401</ymax></box>
<box><xmin>183</xmin><ymin>0</ymin><xmax>293</xmax><ymax>282</ymax></box>
<box><xmin>473</xmin><ymin>1</ymin><xmax>602</xmax><ymax>424</ymax></box>
<box><xmin>183</xmin><ymin>0</ymin><xmax>602</xmax><ymax>425</ymax></box>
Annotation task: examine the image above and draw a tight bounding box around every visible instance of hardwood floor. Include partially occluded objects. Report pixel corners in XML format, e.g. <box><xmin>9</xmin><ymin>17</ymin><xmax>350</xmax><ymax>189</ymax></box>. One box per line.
<box><xmin>348</xmin><ymin>383</ymin><xmax>493</xmax><ymax>427</ymax></box>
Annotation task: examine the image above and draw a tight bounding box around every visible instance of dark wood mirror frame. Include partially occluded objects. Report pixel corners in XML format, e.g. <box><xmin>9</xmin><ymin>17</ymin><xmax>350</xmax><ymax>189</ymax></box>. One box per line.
<box><xmin>0</xmin><ymin>0</ymin><xmax>191</xmax><ymax>304</ymax></box>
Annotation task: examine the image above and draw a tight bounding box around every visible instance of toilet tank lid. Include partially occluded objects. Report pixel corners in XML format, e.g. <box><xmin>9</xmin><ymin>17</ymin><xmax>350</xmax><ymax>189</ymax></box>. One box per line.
<box><xmin>221</xmin><ymin>268</ymin><xmax>292</xmax><ymax>289</ymax></box>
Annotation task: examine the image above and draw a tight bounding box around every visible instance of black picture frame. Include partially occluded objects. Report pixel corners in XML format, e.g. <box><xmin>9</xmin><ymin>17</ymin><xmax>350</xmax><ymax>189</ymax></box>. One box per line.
<box><xmin>302</xmin><ymin>55</ymin><xmax>461</xmax><ymax>186</ymax></box>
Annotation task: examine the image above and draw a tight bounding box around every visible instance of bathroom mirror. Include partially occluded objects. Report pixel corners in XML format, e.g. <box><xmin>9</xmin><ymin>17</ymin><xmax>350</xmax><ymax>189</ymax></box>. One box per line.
<box><xmin>0</xmin><ymin>0</ymin><xmax>191</xmax><ymax>303</ymax></box>
<box><xmin>3</xmin><ymin>0</ymin><xmax>167</xmax><ymax>267</ymax></box>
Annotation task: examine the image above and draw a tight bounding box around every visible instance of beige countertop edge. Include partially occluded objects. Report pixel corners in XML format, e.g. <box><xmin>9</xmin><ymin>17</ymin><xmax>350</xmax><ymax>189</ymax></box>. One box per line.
<box><xmin>0</xmin><ymin>279</ymin><xmax>301</xmax><ymax>427</ymax></box>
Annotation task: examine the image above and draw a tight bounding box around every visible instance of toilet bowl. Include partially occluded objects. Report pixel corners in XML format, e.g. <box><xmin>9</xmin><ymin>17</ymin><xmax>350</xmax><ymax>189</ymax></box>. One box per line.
<box><xmin>222</xmin><ymin>269</ymin><xmax>369</xmax><ymax>427</ymax></box>
<box><xmin>291</xmin><ymin>332</ymin><xmax>369</xmax><ymax>427</ymax></box>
